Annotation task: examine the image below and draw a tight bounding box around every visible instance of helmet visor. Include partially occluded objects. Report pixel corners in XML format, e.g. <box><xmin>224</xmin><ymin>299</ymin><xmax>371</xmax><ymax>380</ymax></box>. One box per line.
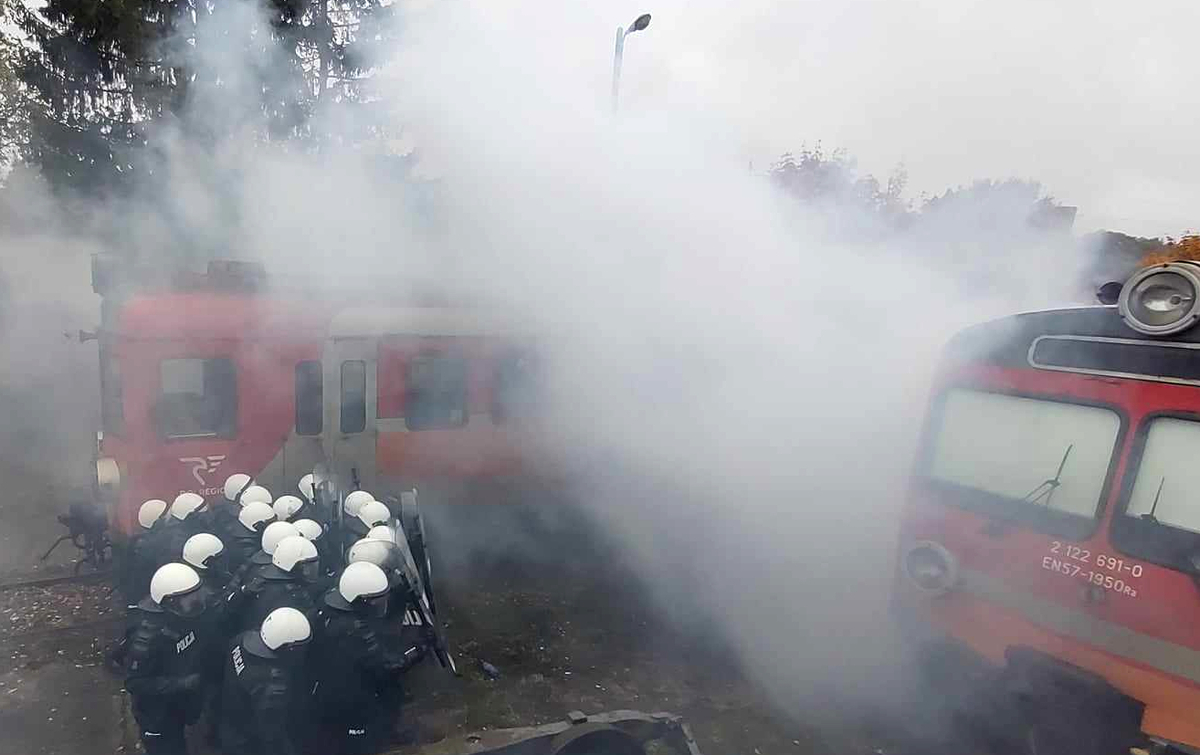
<box><xmin>168</xmin><ymin>587</ymin><xmax>207</xmax><ymax>619</ymax></box>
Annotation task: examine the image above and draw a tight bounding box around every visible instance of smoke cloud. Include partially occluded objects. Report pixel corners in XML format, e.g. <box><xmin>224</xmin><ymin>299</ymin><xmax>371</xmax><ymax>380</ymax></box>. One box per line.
<box><xmin>0</xmin><ymin>0</ymin><xmax>1118</xmax><ymax>723</ymax></box>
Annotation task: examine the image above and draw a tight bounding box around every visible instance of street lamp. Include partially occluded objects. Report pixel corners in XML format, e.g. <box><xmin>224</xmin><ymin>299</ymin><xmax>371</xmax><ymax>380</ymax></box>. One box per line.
<box><xmin>611</xmin><ymin>13</ymin><xmax>651</xmax><ymax>112</ymax></box>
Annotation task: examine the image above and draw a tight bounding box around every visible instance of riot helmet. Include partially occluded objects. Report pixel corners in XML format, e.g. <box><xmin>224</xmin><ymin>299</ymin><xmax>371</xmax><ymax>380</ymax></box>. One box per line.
<box><xmin>357</xmin><ymin>500</ymin><xmax>391</xmax><ymax>530</ymax></box>
<box><xmin>343</xmin><ymin>490</ymin><xmax>375</xmax><ymax>517</ymax></box>
<box><xmin>237</xmin><ymin>501</ymin><xmax>276</xmax><ymax>534</ymax></box>
<box><xmin>223</xmin><ymin>474</ymin><xmax>253</xmax><ymax>503</ymax></box>
<box><xmin>293</xmin><ymin>518</ymin><xmax>323</xmax><ymax>541</ymax></box>
<box><xmin>170</xmin><ymin>492</ymin><xmax>207</xmax><ymax>522</ymax></box>
<box><xmin>272</xmin><ymin>495</ymin><xmax>304</xmax><ymax>522</ymax></box>
<box><xmin>240</xmin><ymin>485</ymin><xmax>273</xmax><ymax>507</ymax></box>
<box><xmin>149</xmin><ymin>563</ymin><xmax>206</xmax><ymax>618</ymax></box>
<box><xmin>137</xmin><ymin>499</ymin><xmax>169</xmax><ymax>530</ymax></box>
<box><xmin>271</xmin><ymin>536</ymin><xmax>320</xmax><ymax>582</ymax></box>
<box><xmin>260</xmin><ymin>521</ymin><xmax>300</xmax><ymax>556</ymax></box>
<box><xmin>182</xmin><ymin>533</ymin><xmax>228</xmax><ymax>576</ymax></box>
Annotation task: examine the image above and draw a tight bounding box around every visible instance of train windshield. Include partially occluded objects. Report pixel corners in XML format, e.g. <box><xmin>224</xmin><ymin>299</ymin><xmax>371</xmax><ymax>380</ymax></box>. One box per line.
<box><xmin>924</xmin><ymin>389</ymin><xmax>1121</xmax><ymax>537</ymax></box>
<box><xmin>1125</xmin><ymin>418</ymin><xmax>1200</xmax><ymax>533</ymax></box>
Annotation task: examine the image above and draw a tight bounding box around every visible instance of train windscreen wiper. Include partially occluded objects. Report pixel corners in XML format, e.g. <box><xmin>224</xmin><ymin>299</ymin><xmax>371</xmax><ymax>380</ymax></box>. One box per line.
<box><xmin>1020</xmin><ymin>444</ymin><xmax>1074</xmax><ymax>508</ymax></box>
<box><xmin>981</xmin><ymin>443</ymin><xmax>1073</xmax><ymax>537</ymax></box>
<box><xmin>1140</xmin><ymin>476</ymin><xmax>1166</xmax><ymax>523</ymax></box>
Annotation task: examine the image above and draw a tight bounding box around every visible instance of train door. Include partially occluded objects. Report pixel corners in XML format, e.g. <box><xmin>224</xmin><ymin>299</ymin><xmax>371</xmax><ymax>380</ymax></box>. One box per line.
<box><xmin>274</xmin><ymin>357</ymin><xmax>327</xmax><ymax>494</ymax></box>
<box><xmin>323</xmin><ymin>337</ymin><xmax>378</xmax><ymax>492</ymax></box>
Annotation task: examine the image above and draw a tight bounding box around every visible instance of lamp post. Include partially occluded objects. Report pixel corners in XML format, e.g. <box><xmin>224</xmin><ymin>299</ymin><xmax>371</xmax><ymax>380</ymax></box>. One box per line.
<box><xmin>611</xmin><ymin>13</ymin><xmax>651</xmax><ymax>113</ymax></box>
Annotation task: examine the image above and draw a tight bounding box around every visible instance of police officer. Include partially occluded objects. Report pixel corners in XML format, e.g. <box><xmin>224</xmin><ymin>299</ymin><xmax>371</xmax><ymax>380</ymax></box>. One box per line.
<box><xmin>215</xmin><ymin>474</ymin><xmax>254</xmax><ymax>543</ymax></box>
<box><xmin>248</xmin><ymin>521</ymin><xmax>302</xmax><ymax>569</ymax></box>
<box><xmin>181</xmin><ymin>533</ymin><xmax>231</xmax><ymax>592</ymax></box>
<box><xmin>123</xmin><ymin>499</ymin><xmax>170</xmax><ymax>600</ymax></box>
<box><xmin>157</xmin><ymin>493</ymin><xmax>212</xmax><ymax>568</ymax></box>
<box><xmin>240</xmin><ymin>535</ymin><xmax>321</xmax><ymax>631</ymax></box>
<box><xmin>273</xmin><ymin>495</ymin><xmax>305</xmax><ymax>522</ymax></box>
<box><xmin>124</xmin><ymin>563</ymin><xmax>216</xmax><ymax>755</ymax></box>
<box><xmin>314</xmin><ymin>562</ymin><xmax>427</xmax><ymax>754</ymax></box>
<box><xmin>341</xmin><ymin>498</ymin><xmax>390</xmax><ymax>558</ymax></box>
<box><xmin>293</xmin><ymin>518</ymin><xmax>336</xmax><ymax>579</ymax></box>
<box><xmin>219</xmin><ymin>607</ymin><xmax>313</xmax><ymax>755</ymax></box>
<box><xmin>228</xmin><ymin>502</ymin><xmax>276</xmax><ymax>574</ymax></box>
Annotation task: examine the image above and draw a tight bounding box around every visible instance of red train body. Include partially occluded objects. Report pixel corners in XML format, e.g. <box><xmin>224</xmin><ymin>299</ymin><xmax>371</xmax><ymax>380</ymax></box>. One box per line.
<box><xmin>895</xmin><ymin>286</ymin><xmax>1200</xmax><ymax>749</ymax></box>
<box><xmin>91</xmin><ymin>260</ymin><xmax>536</xmax><ymax>538</ymax></box>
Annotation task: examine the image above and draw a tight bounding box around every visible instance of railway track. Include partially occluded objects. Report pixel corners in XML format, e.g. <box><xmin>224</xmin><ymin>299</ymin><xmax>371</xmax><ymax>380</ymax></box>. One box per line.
<box><xmin>0</xmin><ymin>569</ymin><xmax>112</xmax><ymax>593</ymax></box>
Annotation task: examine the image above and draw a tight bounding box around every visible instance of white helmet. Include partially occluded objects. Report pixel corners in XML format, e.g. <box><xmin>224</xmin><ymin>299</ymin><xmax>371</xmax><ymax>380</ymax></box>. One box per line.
<box><xmin>273</xmin><ymin>495</ymin><xmax>305</xmax><ymax>521</ymax></box>
<box><xmin>259</xmin><ymin>607</ymin><xmax>312</xmax><ymax>652</ymax></box>
<box><xmin>224</xmin><ymin>474</ymin><xmax>253</xmax><ymax>502</ymax></box>
<box><xmin>357</xmin><ymin>500</ymin><xmax>391</xmax><ymax>529</ymax></box>
<box><xmin>238</xmin><ymin>501</ymin><xmax>276</xmax><ymax>534</ymax></box>
<box><xmin>293</xmin><ymin>519</ymin><xmax>323</xmax><ymax>541</ymax></box>
<box><xmin>271</xmin><ymin>535</ymin><xmax>319</xmax><ymax>575</ymax></box>
<box><xmin>261</xmin><ymin>521</ymin><xmax>301</xmax><ymax>556</ymax></box>
<box><xmin>337</xmin><ymin>561</ymin><xmax>390</xmax><ymax>603</ymax></box>
<box><xmin>138</xmin><ymin>499</ymin><xmax>169</xmax><ymax>530</ymax></box>
<box><xmin>149</xmin><ymin>562</ymin><xmax>201</xmax><ymax>605</ymax></box>
<box><xmin>343</xmin><ymin>490</ymin><xmax>375</xmax><ymax>517</ymax></box>
<box><xmin>347</xmin><ymin>538</ymin><xmax>395</xmax><ymax>569</ymax></box>
<box><xmin>182</xmin><ymin>533</ymin><xmax>225</xmax><ymax>571</ymax></box>
<box><xmin>170</xmin><ymin>492</ymin><xmax>207</xmax><ymax>521</ymax></box>
<box><xmin>240</xmin><ymin>485</ymin><xmax>273</xmax><ymax>507</ymax></box>
<box><xmin>298</xmin><ymin>474</ymin><xmax>315</xmax><ymax>502</ymax></box>
<box><xmin>366</xmin><ymin>525</ymin><xmax>395</xmax><ymax>542</ymax></box>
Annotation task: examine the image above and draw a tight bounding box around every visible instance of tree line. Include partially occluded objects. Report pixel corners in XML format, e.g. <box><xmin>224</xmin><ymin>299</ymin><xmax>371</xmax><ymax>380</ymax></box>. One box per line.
<box><xmin>0</xmin><ymin>0</ymin><xmax>396</xmax><ymax>191</ymax></box>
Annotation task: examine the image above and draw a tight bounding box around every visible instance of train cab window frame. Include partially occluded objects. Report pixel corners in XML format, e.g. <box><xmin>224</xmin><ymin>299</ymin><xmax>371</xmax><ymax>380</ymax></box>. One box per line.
<box><xmin>491</xmin><ymin>350</ymin><xmax>538</xmax><ymax>424</ymax></box>
<box><xmin>99</xmin><ymin>343</ymin><xmax>124</xmax><ymax>437</ymax></box>
<box><xmin>1111</xmin><ymin>413</ymin><xmax>1200</xmax><ymax>573</ymax></box>
<box><xmin>404</xmin><ymin>354</ymin><xmax>468</xmax><ymax>431</ymax></box>
<box><xmin>340</xmin><ymin>360</ymin><xmax>367</xmax><ymax>434</ymax></box>
<box><xmin>917</xmin><ymin>387</ymin><xmax>1126</xmax><ymax>541</ymax></box>
<box><xmin>155</xmin><ymin>358</ymin><xmax>237</xmax><ymax>440</ymax></box>
<box><xmin>294</xmin><ymin>360</ymin><xmax>323</xmax><ymax>436</ymax></box>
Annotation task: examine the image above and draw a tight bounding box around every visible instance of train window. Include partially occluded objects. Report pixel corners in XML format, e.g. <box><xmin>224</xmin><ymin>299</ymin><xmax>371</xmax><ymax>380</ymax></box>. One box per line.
<box><xmin>341</xmin><ymin>361</ymin><xmax>367</xmax><ymax>434</ymax></box>
<box><xmin>156</xmin><ymin>358</ymin><xmax>237</xmax><ymax>439</ymax></box>
<box><xmin>295</xmin><ymin>361</ymin><xmax>323</xmax><ymax>436</ymax></box>
<box><xmin>491</xmin><ymin>351</ymin><xmax>538</xmax><ymax>423</ymax></box>
<box><xmin>99</xmin><ymin>344</ymin><xmax>124</xmax><ymax>437</ymax></box>
<box><xmin>923</xmin><ymin>389</ymin><xmax>1121</xmax><ymax>539</ymax></box>
<box><xmin>1112</xmin><ymin>416</ymin><xmax>1200</xmax><ymax>571</ymax></box>
<box><xmin>405</xmin><ymin>355</ymin><xmax>467</xmax><ymax>431</ymax></box>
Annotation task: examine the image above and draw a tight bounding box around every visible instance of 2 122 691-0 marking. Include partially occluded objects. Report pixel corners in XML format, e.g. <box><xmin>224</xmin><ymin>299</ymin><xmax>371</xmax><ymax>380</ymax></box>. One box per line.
<box><xmin>1042</xmin><ymin>542</ymin><xmax>1142</xmax><ymax>598</ymax></box>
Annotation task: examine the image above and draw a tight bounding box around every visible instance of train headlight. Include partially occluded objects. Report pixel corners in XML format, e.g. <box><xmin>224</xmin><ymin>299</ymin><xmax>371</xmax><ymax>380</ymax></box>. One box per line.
<box><xmin>903</xmin><ymin>541</ymin><xmax>958</xmax><ymax>596</ymax></box>
<box><xmin>1118</xmin><ymin>263</ymin><xmax>1200</xmax><ymax>336</ymax></box>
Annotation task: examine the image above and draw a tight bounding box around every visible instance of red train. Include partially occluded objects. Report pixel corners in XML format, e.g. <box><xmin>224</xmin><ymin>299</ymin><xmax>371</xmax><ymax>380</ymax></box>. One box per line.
<box><xmin>894</xmin><ymin>261</ymin><xmax>1200</xmax><ymax>752</ymax></box>
<box><xmin>90</xmin><ymin>258</ymin><xmax>538</xmax><ymax>538</ymax></box>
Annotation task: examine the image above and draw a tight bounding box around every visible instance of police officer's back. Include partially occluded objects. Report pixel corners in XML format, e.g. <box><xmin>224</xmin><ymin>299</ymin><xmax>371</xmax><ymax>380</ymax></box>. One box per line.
<box><xmin>313</xmin><ymin>562</ymin><xmax>426</xmax><ymax>753</ymax></box>
<box><xmin>227</xmin><ymin>501</ymin><xmax>276</xmax><ymax>575</ymax></box>
<box><xmin>240</xmin><ymin>535</ymin><xmax>321</xmax><ymax>631</ymax></box>
<box><xmin>124</xmin><ymin>563</ymin><xmax>217</xmax><ymax>755</ymax></box>
<box><xmin>219</xmin><ymin>607</ymin><xmax>313</xmax><ymax>755</ymax></box>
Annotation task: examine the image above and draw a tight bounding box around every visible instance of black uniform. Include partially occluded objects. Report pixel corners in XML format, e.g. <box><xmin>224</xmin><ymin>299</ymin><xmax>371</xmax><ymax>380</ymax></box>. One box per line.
<box><xmin>218</xmin><ymin>630</ymin><xmax>309</xmax><ymax>755</ymax></box>
<box><xmin>226</xmin><ymin>527</ymin><xmax>262</xmax><ymax>576</ymax></box>
<box><xmin>339</xmin><ymin>518</ymin><xmax>369</xmax><ymax>558</ymax></box>
<box><xmin>128</xmin><ymin>523</ymin><xmax>177</xmax><ymax>598</ymax></box>
<box><xmin>124</xmin><ymin>593</ymin><xmax>218</xmax><ymax>754</ymax></box>
<box><xmin>312</xmin><ymin>591</ymin><xmax>426</xmax><ymax>754</ymax></box>
<box><xmin>239</xmin><ymin>565</ymin><xmax>320</xmax><ymax>633</ymax></box>
<box><xmin>211</xmin><ymin>501</ymin><xmax>243</xmax><ymax>547</ymax></box>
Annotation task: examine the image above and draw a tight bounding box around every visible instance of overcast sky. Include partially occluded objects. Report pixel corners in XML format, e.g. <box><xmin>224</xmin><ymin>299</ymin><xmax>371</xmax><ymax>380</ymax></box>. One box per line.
<box><xmin>424</xmin><ymin>0</ymin><xmax>1198</xmax><ymax>238</ymax></box>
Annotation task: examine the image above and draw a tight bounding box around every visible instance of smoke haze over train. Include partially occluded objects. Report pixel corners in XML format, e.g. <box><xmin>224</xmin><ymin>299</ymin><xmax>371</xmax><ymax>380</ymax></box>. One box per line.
<box><xmin>0</xmin><ymin>0</ymin><xmax>1165</xmax><ymax>721</ymax></box>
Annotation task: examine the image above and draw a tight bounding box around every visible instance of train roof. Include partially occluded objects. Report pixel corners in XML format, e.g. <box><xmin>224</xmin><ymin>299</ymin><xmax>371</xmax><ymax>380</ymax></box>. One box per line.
<box><xmin>115</xmin><ymin>295</ymin><xmax>525</xmax><ymax>341</ymax></box>
<box><xmin>944</xmin><ymin>305</ymin><xmax>1200</xmax><ymax>382</ymax></box>
<box><xmin>328</xmin><ymin>307</ymin><xmax>528</xmax><ymax>338</ymax></box>
<box><xmin>116</xmin><ymin>293</ymin><xmax>334</xmax><ymax>339</ymax></box>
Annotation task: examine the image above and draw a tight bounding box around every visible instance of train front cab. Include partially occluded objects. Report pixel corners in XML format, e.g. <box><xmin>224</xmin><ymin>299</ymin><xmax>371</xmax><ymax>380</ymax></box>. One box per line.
<box><xmin>896</xmin><ymin>294</ymin><xmax>1200</xmax><ymax>752</ymax></box>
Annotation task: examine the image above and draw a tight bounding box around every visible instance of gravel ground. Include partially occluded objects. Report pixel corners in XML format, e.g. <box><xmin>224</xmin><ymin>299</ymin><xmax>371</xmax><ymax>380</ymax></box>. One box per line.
<box><xmin>1</xmin><ymin>580</ymin><xmax>118</xmax><ymax>638</ymax></box>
